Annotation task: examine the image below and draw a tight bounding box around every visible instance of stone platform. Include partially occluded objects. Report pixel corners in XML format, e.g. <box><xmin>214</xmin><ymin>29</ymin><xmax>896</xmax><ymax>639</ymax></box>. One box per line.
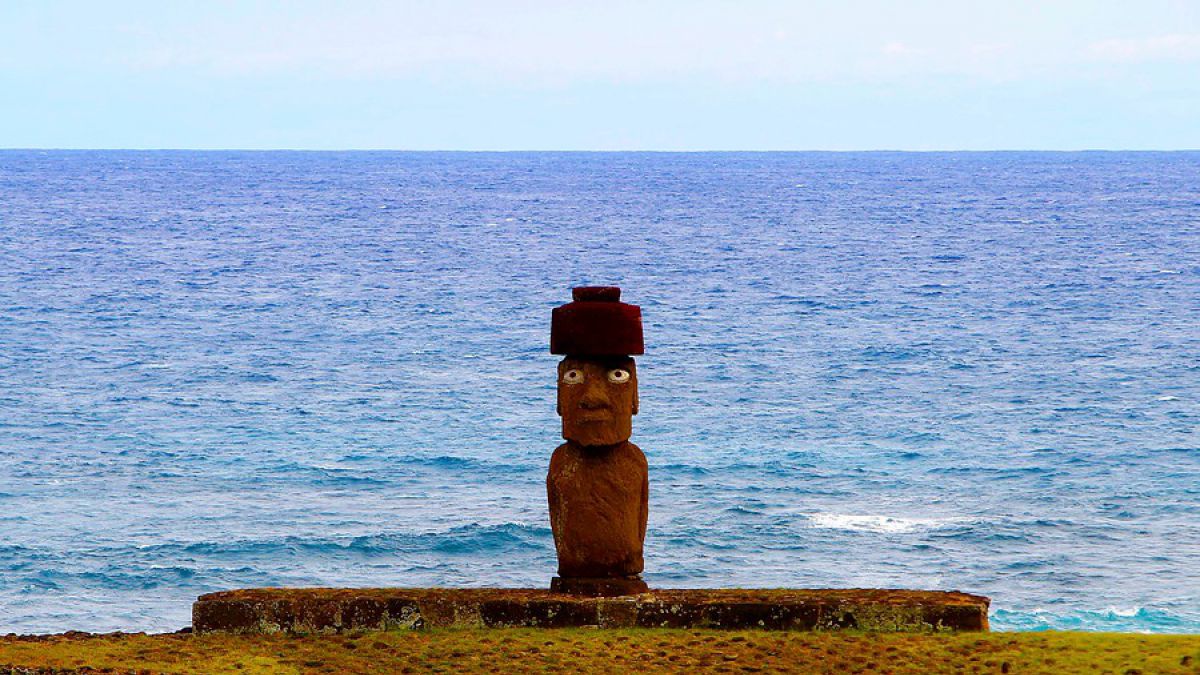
<box><xmin>192</xmin><ymin>588</ymin><xmax>989</xmax><ymax>634</ymax></box>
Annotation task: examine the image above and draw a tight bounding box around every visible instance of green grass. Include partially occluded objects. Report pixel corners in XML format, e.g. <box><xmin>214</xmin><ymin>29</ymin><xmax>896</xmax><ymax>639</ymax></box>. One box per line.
<box><xmin>1</xmin><ymin>629</ymin><xmax>1197</xmax><ymax>674</ymax></box>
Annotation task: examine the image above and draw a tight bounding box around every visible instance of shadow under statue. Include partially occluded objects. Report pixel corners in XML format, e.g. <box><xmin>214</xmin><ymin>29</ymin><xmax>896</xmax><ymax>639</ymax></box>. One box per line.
<box><xmin>547</xmin><ymin>286</ymin><xmax>649</xmax><ymax>596</ymax></box>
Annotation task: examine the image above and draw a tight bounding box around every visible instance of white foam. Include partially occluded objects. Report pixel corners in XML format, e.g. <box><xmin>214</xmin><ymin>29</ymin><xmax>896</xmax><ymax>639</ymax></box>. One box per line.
<box><xmin>1157</xmin><ymin>395</ymin><xmax>1180</xmax><ymax>401</ymax></box>
<box><xmin>805</xmin><ymin>513</ymin><xmax>969</xmax><ymax>534</ymax></box>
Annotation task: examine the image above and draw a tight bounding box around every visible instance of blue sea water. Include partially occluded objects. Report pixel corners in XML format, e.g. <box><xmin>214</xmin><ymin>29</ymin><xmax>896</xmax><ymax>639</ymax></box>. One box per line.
<box><xmin>0</xmin><ymin>150</ymin><xmax>1198</xmax><ymax>634</ymax></box>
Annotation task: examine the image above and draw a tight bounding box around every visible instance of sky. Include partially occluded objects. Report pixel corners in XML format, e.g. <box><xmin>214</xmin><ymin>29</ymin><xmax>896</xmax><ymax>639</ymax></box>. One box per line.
<box><xmin>1</xmin><ymin>0</ymin><xmax>1198</xmax><ymax>150</ymax></box>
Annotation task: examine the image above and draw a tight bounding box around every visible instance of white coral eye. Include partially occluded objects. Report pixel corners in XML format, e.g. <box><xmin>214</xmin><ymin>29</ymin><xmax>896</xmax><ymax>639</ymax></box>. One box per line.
<box><xmin>607</xmin><ymin>368</ymin><xmax>631</xmax><ymax>384</ymax></box>
<box><xmin>562</xmin><ymin>369</ymin><xmax>584</xmax><ymax>385</ymax></box>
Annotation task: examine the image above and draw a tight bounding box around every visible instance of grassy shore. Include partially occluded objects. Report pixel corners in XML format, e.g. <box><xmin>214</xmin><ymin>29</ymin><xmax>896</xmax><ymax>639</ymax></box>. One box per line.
<box><xmin>1</xmin><ymin>628</ymin><xmax>1197</xmax><ymax>674</ymax></box>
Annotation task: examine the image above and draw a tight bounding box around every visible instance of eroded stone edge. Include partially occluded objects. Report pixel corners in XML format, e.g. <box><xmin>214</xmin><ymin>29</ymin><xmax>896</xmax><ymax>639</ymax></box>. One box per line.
<box><xmin>193</xmin><ymin>589</ymin><xmax>989</xmax><ymax>634</ymax></box>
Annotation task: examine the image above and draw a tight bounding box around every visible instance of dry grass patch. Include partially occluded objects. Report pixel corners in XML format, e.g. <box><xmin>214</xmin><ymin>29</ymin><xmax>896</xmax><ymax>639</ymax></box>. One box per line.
<box><xmin>0</xmin><ymin>629</ymin><xmax>1197</xmax><ymax>674</ymax></box>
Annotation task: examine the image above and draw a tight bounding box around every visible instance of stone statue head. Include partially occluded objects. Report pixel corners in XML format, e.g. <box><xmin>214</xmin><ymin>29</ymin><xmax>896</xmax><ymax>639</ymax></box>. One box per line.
<box><xmin>557</xmin><ymin>356</ymin><xmax>638</xmax><ymax>446</ymax></box>
<box><xmin>550</xmin><ymin>285</ymin><xmax>644</xmax><ymax>446</ymax></box>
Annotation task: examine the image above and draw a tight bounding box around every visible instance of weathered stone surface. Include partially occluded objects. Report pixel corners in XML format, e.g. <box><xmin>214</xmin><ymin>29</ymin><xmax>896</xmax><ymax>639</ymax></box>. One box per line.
<box><xmin>635</xmin><ymin>599</ymin><xmax>710</xmax><ymax>629</ymax></box>
<box><xmin>192</xmin><ymin>588</ymin><xmax>990</xmax><ymax>634</ymax></box>
<box><xmin>547</xmin><ymin>288</ymin><xmax>650</xmax><ymax>586</ymax></box>
<box><xmin>596</xmin><ymin>597</ymin><xmax>639</xmax><ymax>627</ymax></box>
<box><xmin>555</xmin><ymin>356</ymin><xmax>639</xmax><ymax>447</ymax></box>
<box><xmin>550</xmin><ymin>286</ymin><xmax>644</xmax><ymax>357</ymax></box>
<box><xmin>547</xmin><ymin>438</ymin><xmax>648</xmax><ymax>578</ymax></box>
<box><xmin>549</xmin><ymin>576</ymin><xmax>649</xmax><ymax>596</ymax></box>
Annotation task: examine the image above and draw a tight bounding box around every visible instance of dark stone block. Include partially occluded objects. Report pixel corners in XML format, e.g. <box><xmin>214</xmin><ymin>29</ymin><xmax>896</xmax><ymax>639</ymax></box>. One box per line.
<box><xmin>480</xmin><ymin>598</ymin><xmax>601</xmax><ymax>628</ymax></box>
<box><xmin>524</xmin><ymin>600</ymin><xmax>599</xmax><ymax>628</ymax></box>
<box><xmin>193</xmin><ymin>599</ymin><xmax>261</xmax><ymax>633</ymax></box>
<box><xmin>923</xmin><ymin>604</ymin><xmax>989</xmax><ymax>631</ymax></box>
<box><xmin>293</xmin><ymin>597</ymin><xmax>344</xmax><ymax>632</ymax></box>
<box><xmin>821</xmin><ymin>604</ymin><xmax>860</xmax><ymax>629</ymax></box>
<box><xmin>635</xmin><ymin>601</ymin><xmax>710</xmax><ymax>628</ymax></box>
<box><xmin>549</xmin><ymin>576</ymin><xmax>648</xmax><ymax>597</ymax></box>
<box><xmin>596</xmin><ymin>599</ymin><xmax>638</xmax><ymax>628</ymax></box>
<box><xmin>706</xmin><ymin>602</ymin><xmax>821</xmax><ymax>630</ymax></box>
<box><xmin>478</xmin><ymin>600</ymin><xmax>529</xmax><ymax>627</ymax></box>
<box><xmin>192</xmin><ymin>588</ymin><xmax>990</xmax><ymax>634</ymax></box>
<box><xmin>344</xmin><ymin>597</ymin><xmax>387</xmax><ymax>629</ymax></box>
<box><xmin>550</xmin><ymin>288</ymin><xmax>644</xmax><ymax>356</ymax></box>
<box><xmin>415</xmin><ymin>596</ymin><xmax>480</xmax><ymax>628</ymax></box>
<box><xmin>261</xmin><ymin>599</ymin><xmax>296</xmax><ymax>631</ymax></box>
<box><xmin>383</xmin><ymin>598</ymin><xmax>424</xmax><ymax>630</ymax></box>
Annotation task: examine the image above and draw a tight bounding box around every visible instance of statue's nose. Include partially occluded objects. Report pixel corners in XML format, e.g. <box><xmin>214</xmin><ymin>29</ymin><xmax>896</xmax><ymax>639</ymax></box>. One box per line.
<box><xmin>578</xmin><ymin>381</ymin><xmax>611</xmax><ymax>409</ymax></box>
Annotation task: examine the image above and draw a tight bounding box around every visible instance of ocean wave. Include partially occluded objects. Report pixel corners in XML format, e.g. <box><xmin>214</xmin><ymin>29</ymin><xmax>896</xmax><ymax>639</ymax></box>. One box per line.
<box><xmin>7</xmin><ymin>564</ymin><xmax>264</xmax><ymax>595</ymax></box>
<box><xmin>653</xmin><ymin>463</ymin><xmax>712</xmax><ymax>477</ymax></box>
<box><xmin>399</xmin><ymin>455</ymin><xmax>538</xmax><ymax>473</ymax></box>
<box><xmin>992</xmin><ymin>606</ymin><xmax>1200</xmax><ymax>633</ymax></box>
<box><xmin>120</xmin><ymin>522</ymin><xmax>553</xmax><ymax>559</ymax></box>
<box><xmin>428</xmin><ymin>523</ymin><xmax>552</xmax><ymax>554</ymax></box>
<box><xmin>719</xmin><ymin>461</ymin><xmax>810</xmax><ymax>476</ymax></box>
<box><xmin>803</xmin><ymin>513</ymin><xmax>977</xmax><ymax>534</ymax></box>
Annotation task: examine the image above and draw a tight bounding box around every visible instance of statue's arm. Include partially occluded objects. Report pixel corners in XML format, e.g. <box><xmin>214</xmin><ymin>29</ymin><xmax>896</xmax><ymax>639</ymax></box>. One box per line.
<box><xmin>638</xmin><ymin>451</ymin><xmax>649</xmax><ymax>543</ymax></box>
<box><xmin>547</xmin><ymin>444</ymin><xmax>566</xmax><ymax>528</ymax></box>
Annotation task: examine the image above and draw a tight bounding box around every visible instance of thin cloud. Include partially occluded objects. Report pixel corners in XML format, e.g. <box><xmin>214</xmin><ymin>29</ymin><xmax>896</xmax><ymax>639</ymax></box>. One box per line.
<box><xmin>1088</xmin><ymin>34</ymin><xmax>1200</xmax><ymax>63</ymax></box>
<box><xmin>881</xmin><ymin>42</ymin><xmax>928</xmax><ymax>57</ymax></box>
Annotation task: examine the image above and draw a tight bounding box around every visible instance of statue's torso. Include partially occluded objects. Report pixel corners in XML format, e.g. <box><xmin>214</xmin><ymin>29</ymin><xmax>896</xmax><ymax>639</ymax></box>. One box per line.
<box><xmin>546</xmin><ymin>441</ymin><xmax>648</xmax><ymax>577</ymax></box>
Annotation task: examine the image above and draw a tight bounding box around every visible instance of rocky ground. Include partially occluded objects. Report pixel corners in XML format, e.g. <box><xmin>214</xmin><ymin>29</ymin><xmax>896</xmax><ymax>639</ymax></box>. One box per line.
<box><xmin>1</xmin><ymin>628</ymin><xmax>1198</xmax><ymax>674</ymax></box>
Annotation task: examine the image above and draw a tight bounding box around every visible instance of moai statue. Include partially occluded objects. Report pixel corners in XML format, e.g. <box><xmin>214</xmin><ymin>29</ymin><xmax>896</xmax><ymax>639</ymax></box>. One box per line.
<box><xmin>546</xmin><ymin>286</ymin><xmax>649</xmax><ymax>596</ymax></box>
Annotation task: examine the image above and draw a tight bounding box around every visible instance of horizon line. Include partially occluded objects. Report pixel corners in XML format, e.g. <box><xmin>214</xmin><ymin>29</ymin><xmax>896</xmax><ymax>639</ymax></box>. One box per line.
<box><xmin>3</xmin><ymin>147</ymin><xmax>1200</xmax><ymax>153</ymax></box>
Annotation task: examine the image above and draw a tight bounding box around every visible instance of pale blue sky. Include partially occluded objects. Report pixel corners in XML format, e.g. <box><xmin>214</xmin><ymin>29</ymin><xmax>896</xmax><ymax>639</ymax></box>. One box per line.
<box><xmin>2</xmin><ymin>0</ymin><xmax>1198</xmax><ymax>150</ymax></box>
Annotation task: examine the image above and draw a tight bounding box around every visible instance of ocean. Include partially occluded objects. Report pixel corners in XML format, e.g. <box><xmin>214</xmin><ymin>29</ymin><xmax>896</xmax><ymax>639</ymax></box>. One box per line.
<box><xmin>0</xmin><ymin>150</ymin><xmax>1197</xmax><ymax>633</ymax></box>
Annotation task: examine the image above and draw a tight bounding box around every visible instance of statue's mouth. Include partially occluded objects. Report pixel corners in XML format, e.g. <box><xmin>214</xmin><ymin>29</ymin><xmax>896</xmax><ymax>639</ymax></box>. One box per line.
<box><xmin>574</xmin><ymin>411</ymin><xmax>613</xmax><ymax>423</ymax></box>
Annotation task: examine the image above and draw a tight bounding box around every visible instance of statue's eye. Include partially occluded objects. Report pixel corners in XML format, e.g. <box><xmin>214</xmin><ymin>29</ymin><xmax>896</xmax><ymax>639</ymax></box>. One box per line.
<box><xmin>562</xmin><ymin>369</ymin><xmax>584</xmax><ymax>384</ymax></box>
<box><xmin>607</xmin><ymin>368</ymin><xmax>631</xmax><ymax>384</ymax></box>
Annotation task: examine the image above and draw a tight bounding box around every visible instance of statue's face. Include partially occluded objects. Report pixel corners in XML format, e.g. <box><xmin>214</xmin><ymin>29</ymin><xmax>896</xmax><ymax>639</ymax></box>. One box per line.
<box><xmin>557</xmin><ymin>356</ymin><xmax>638</xmax><ymax>446</ymax></box>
